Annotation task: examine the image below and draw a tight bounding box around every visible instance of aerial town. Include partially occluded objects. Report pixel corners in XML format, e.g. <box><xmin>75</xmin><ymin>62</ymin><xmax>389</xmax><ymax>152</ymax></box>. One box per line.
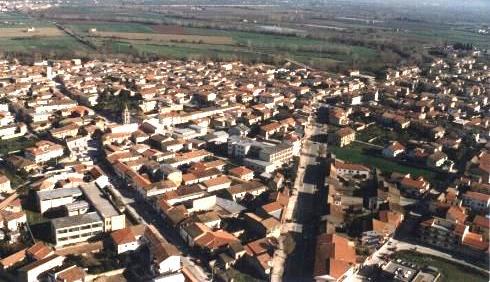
<box><xmin>0</xmin><ymin>43</ymin><xmax>488</xmax><ymax>282</ymax></box>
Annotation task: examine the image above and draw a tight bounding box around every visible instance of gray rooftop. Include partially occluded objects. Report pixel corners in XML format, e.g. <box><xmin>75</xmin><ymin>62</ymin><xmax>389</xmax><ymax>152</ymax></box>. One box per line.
<box><xmin>64</xmin><ymin>200</ymin><xmax>90</xmax><ymax>211</ymax></box>
<box><xmin>216</xmin><ymin>197</ymin><xmax>246</xmax><ymax>215</ymax></box>
<box><xmin>51</xmin><ymin>212</ymin><xmax>102</xmax><ymax>230</ymax></box>
<box><xmin>80</xmin><ymin>183</ymin><xmax>120</xmax><ymax>218</ymax></box>
<box><xmin>37</xmin><ymin>187</ymin><xmax>82</xmax><ymax>201</ymax></box>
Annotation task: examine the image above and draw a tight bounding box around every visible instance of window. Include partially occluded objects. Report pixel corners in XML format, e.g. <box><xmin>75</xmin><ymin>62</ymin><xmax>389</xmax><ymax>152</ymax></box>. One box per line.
<box><xmin>81</xmin><ymin>225</ymin><xmax>91</xmax><ymax>230</ymax></box>
<box><xmin>69</xmin><ymin>227</ymin><xmax>79</xmax><ymax>232</ymax></box>
<box><xmin>58</xmin><ymin>229</ymin><xmax>68</xmax><ymax>234</ymax></box>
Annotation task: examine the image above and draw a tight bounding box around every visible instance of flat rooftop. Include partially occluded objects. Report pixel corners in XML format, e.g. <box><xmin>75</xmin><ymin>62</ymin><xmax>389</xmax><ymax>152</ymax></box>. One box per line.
<box><xmin>51</xmin><ymin>212</ymin><xmax>102</xmax><ymax>230</ymax></box>
<box><xmin>80</xmin><ymin>183</ymin><xmax>120</xmax><ymax>218</ymax></box>
<box><xmin>37</xmin><ymin>187</ymin><xmax>82</xmax><ymax>201</ymax></box>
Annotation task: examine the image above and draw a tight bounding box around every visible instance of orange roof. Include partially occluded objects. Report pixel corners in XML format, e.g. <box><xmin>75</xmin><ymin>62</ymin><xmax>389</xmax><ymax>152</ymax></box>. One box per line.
<box><xmin>111</xmin><ymin>228</ymin><xmax>137</xmax><ymax>245</ymax></box>
<box><xmin>464</xmin><ymin>191</ymin><xmax>490</xmax><ymax>202</ymax></box>
<box><xmin>379</xmin><ymin>210</ymin><xmax>403</xmax><ymax>227</ymax></box>
<box><xmin>57</xmin><ymin>265</ymin><xmax>86</xmax><ymax>282</ymax></box>
<box><xmin>26</xmin><ymin>242</ymin><xmax>53</xmax><ymax>261</ymax></box>
<box><xmin>446</xmin><ymin>206</ymin><xmax>467</xmax><ymax>224</ymax></box>
<box><xmin>0</xmin><ymin>248</ymin><xmax>26</xmax><ymax>269</ymax></box>
<box><xmin>400</xmin><ymin>176</ymin><xmax>428</xmax><ymax>191</ymax></box>
<box><xmin>195</xmin><ymin>230</ymin><xmax>238</xmax><ymax>250</ymax></box>
<box><xmin>473</xmin><ymin>215</ymin><xmax>490</xmax><ymax>229</ymax></box>
<box><xmin>334</xmin><ymin>160</ymin><xmax>370</xmax><ymax>172</ymax></box>
<box><xmin>262</xmin><ymin>201</ymin><xmax>283</xmax><ymax>213</ymax></box>
<box><xmin>203</xmin><ymin>175</ymin><xmax>231</xmax><ymax>187</ymax></box>
<box><xmin>229</xmin><ymin>166</ymin><xmax>253</xmax><ymax>177</ymax></box>
<box><xmin>314</xmin><ymin>233</ymin><xmax>356</xmax><ymax>279</ymax></box>
<box><xmin>462</xmin><ymin>231</ymin><xmax>489</xmax><ymax>251</ymax></box>
<box><xmin>245</xmin><ymin>238</ymin><xmax>270</xmax><ymax>256</ymax></box>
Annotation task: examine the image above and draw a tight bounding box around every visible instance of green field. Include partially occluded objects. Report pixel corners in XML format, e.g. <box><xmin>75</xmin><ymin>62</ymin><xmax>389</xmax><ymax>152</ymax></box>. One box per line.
<box><xmin>393</xmin><ymin>250</ymin><xmax>488</xmax><ymax>282</ymax></box>
<box><xmin>329</xmin><ymin>142</ymin><xmax>441</xmax><ymax>181</ymax></box>
<box><xmin>65</xmin><ymin>22</ymin><xmax>156</xmax><ymax>34</ymax></box>
<box><xmin>0</xmin><ymin>6</ymin><xmax>488</xmax><ymax>74</ymax></box>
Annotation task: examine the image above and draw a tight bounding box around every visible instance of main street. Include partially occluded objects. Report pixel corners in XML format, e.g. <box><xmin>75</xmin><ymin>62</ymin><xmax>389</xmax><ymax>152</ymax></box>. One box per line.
<box><xmin>271</xmin><ymin>101</ymin><xmax>329</xmax><ymax>281</ymax></box>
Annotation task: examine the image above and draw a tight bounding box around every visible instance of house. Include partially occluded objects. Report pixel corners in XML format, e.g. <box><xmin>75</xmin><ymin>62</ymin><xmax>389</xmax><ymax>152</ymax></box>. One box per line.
<box><xmin>399</xmin><ymin>175</ymin><xmax>430</xmax><ymax>197</ymax></box>
<box><xmin>26</xmin><ymin>242</ymin><xmax>53</xmax><ymax>261</ymax></box>
<box><xmin>372</xmin><ymin>210</ymin><xmax>404</xmax><ymax>238</ymax></box>
<box><xmin>49</xmin><ymin>265</ymin><xmax>86</xmax><ymax>282</ymax></box>
<box><xmin>332</xmin><ymin>160</ymin><xmax>370</xmax><ymax>179</ymax></box>
<box><xmin>328</xmin><ymin>108</ymin><xmax>348</xmax><ymax>126</ymax></box>
<box><xmin>111</xmin><ymin>224</ymin><xmax>145</xmax><ymax>254</ymax></box>
<box><xmin>427</xmin><ymin>152</ymin><xmax>449</xmax><ymax>168</ymax></box>
<box><xmin>25</xmin><ymin>140</ymin><xmax>65</xmax><ymax>163</ymax></box>
<box><xmin>0</xmin><ymin>248</ymin><xmax>27</xmax><ymax>270</ymax></box>
<box><xmin>382</xmin><ymin>141</ymin><xmax>405</xmax><ymax>158</ymax></box>
<box><xmin>243</xmin><ymin>213</ymin><xmax>281</xmax><ymax>238</ymax></box>
<box><xmin>144</xmin><ymin>225</ymin><xmax>182</xmax><ymax>275</ymax></box>
<box><xmin>19</xmin><ymin>254</ymin><xmax>65</xmax><ymax>282</ymax></box>
<box><xmin>462</xmin><ymin>191</ymin><xmax>490</xmax><ymax>212</ymax></box>
<box><xmin>1</xmin><ymin>210</ymin><xmax>27</xmax><ymax>232</ymax></box>
<box><xmin>0</xmin><ymin>174</ymin><xmax>12</xmax><ymax>193</ymax></box>
<box><xmin>228</xmin><ymin>166</ymin><xmax>254</xmax><ymax>181</ymax></box>
<box><xmin>313</xmin><ymin>233</ymin><xmax>357</xmax><ymax>282</ymax></box>
<box><xmin>329</xmin><ymin>128</ymin><xmax>355</xmax><ymax>147</ymax></box>
<box><xmin>244</xmin><ymin>238</ymin><xmax>274</xmax><ymax>277</ymax></box>
<box><xmin>227</xmin><ymin>181</ymin><xmax>268</xmax><ymax>201</ymax></box>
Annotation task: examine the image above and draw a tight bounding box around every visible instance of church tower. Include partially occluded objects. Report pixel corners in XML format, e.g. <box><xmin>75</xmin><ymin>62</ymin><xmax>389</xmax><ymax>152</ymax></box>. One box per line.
<box><xmin>122</xmin><ymin>104</ymin><xmax>130</xmax><ymax>124</ymax></box>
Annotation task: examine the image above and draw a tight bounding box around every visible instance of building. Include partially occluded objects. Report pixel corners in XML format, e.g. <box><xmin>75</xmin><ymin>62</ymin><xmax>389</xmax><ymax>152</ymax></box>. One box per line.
<box><xmin>419</xmin><ymin>217</ymin><xmax>467</xmax><ymax>251</ymax></box>
<box><xmin>462</xmin><ymin>191</ymin><xmax>490</xmax><ymax>212</ymax></box>
<box><xmin>48</xmin><ymin>265</ymin><xmax>86</xmax><ymax>282</ymax></box>
<box><xmin>313</xmin><ymin>233</ymin><xmax>357</xmax><ymax>281</ymax></box>
<box><xmin>25</xmin><ymin>140</ymin><xmax>65</xmax><ymax>163</ymax></box>
<box><xmin>228</xmin><ymin>166</ymin><xmax>254</xmax><ymax>181</ymax></box>
<box><xmin>36</xmin><ymin>188</ymin><xmax>83</xmax><ymax>214</ymax></box>
<box><xmin>382</xmin><ymin>141</ymin><xmax>406</xmax><ymax>158</ymax></box>
<box><xmin>227</xmin><ymin>181</ymin><xmax>268</xmax><ymax>201</ymax></box>
<box><xmin>258</xmin><ymin>143</ymin><xmax>294</xmax><ymax>166</ymax></box>
<box><xmin>50</xmin><ymin>212</ymin><xmax>104</xmax><ymax>247</ymax></box>
<box><xmin>332</xmin><ymin>160</ymin><xmax>370</xmax><ymax>179</ymax></box>
<box><xmin>80</xmin><ymin>184</ymin><xmax>126</xmax><ymax>232</ymax></box>
<box><xmin>19</xmin><ymin>254</ymin><xmax>65</xmax><ymax>282</ymax></box>
<box><xmin>110</xmin><ymin>225</ymin><xmax>145</xmax><ymax>254</ymax></box>
<box><xmin>399</xmin><ymin>175</ymin><xmax>430</xmax><ymax>198</ymax></box>
<box><xmin>122</xmin><ymin>104</ymin><xmax>131</xmax><ymax>124</ymax></box>
<box><xmin>329</xmin><ymin>128</ymin><xmax>355</xmax><ymax>147</ymax></box>
<box><xmin>0</xmin><ymin>174</ymin><xmax>12</xmax><ymax>193</ymax></box>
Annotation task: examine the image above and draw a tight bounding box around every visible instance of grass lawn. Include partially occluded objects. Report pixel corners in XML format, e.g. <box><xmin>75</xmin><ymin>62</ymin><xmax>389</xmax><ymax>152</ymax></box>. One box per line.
<box><xmin>329</xmin><ymin>142</ymin><xmax>439</xmax><ymax>181</ymax></box>
<box><xmin>393</xmin><ymin>250</ymin><xmax>488</xmax><ymax>282</ymax></box>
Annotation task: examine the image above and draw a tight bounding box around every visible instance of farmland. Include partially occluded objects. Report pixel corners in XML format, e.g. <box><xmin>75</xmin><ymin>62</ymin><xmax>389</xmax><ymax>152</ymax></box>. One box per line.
<box><xmin>0</xmin><ymin>1</ymin><xmax>486</xmax><ymax>72</ymax></box>
<box><xmin>89</xmin><ymin>31</ymin><xmax>234</xmax><ymax>45</ymax></box>
<box><xmin>0</xmin><ymin>27</ymin><xmax>63</xmax><ymax>37</ymax></box>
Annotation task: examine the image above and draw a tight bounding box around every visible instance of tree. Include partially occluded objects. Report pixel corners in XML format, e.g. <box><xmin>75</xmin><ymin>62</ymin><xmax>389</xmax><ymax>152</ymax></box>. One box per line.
<box><xmin>283</xmin><ymin>233</ymin><xmax>296</xmax><ymax>255</ymax></box>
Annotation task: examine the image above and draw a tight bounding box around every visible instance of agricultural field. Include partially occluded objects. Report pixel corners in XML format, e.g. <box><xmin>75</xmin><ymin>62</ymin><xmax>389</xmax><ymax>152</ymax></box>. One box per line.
<box><xmin>1</xmin><ymin>2</ymin><xmax>487</xmax><ymax>73</ymax></box>
<box><xmin>0</xmin><ymin>27</ymin><xmax>63</xmax><ymax>38</ymax></box>
<box><xmin>89</xmin><ymin>31</ymin><xmax>234</xmax><ymax>45</ymax></box>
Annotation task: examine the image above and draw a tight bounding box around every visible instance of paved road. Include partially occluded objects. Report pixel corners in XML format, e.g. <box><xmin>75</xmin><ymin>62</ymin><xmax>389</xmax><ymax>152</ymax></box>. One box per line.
<box><xmin>271</xmin><ymin>118</ymin><xmax>328</xmax><ymax>282</ymax></box>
